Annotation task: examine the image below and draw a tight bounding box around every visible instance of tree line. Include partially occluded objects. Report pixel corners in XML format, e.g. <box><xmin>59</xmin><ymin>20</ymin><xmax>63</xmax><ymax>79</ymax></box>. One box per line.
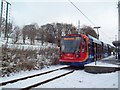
<box><xmin>12</xmin><ymin>23</ymin><xmax>77</xmax><ymax>46</ymax></box>
<box><xmin>1</xmin><ymin>18</ymin><xmax>98</xmax><ymax>46</ymax></box>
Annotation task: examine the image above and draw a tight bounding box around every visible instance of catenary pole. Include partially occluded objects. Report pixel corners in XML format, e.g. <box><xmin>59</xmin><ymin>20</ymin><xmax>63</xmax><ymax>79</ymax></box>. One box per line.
<box><xmin>0</xmin><ymin>0</ymin><xmax>3</xmax><ymax>37</ymax></box>
<box><xmin>118</xmin><ymin>1</ymin><xmax>120</xmax><ymax>59</ymax></box>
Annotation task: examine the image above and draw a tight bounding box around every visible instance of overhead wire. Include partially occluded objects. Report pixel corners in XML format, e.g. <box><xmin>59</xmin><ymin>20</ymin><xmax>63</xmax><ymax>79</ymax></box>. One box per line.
<box><xmin>68</xmin><ymin>0</ymin><xmax>115</xmax><ymax>43</ymax></box>
<box><xmin>68</xmin><ymin>0</ymin><xmax>96</xmax><ymax>26</ymax></box>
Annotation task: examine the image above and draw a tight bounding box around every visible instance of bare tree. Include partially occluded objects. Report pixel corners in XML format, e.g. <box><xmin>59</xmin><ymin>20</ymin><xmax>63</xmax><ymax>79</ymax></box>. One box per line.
<box><xmin>1</xmin><ymin>18</ymin><xmax>6</xmax><ymax>36</ymax></box>
<box><xmin>12</xmin><ymin>26</ymin><xmax>20</xmax><ymax>44</ymax></box>
<box><xmin>7</xmin><ymin>22</ymin><xmax>13</xmax><ymax>36</ymax></box>
<box><xmin>56</xmin><ymin>23</ymin><xmax>63</xmax><ymax>46</ymax></box>
<box><xmin>28</xmin><ymin>24</ymin><xmax>36</xmax><ymax>45</ymax></box>
<box><xmin>81</xmin><ymin>25</ymin><xmax>98</xmax><ymax>38</ymax></box>
<box><xmin>22</xmin><ymin>25</ymin><xmax>28</xmax><ymax>44</ymax></box>
<box><xmin>39</xmin><ymin>27</ymin><xmax>46</xmax><ymax>45</ymax></box>
<box><xmin>22</xmin><ymin>23</ymin><xmax>38</xmax><ymax>45</ymax></box>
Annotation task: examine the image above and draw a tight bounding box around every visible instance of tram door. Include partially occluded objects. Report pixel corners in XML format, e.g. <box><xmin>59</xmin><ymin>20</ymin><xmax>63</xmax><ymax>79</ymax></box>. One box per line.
<box><xmin>92</xmin><ymin>42</ymin><xmax>97</xmax><ymax>61</ymax></box>
<box><xmin>88</xmin><ymin>41</ymin><xmax>94</xmax><ymax>61</ymax></box>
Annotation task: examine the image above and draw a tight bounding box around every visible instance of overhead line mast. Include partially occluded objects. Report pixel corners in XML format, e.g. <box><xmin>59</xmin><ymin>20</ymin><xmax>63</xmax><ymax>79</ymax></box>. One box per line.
<box><xmin>0</xmin><ymin>0</ymin><xmax>3</xmax><ymax>37</ymax></box>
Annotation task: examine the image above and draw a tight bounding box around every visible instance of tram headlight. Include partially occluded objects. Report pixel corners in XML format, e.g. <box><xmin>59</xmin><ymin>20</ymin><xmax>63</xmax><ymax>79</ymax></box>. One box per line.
<box><xmin>76</xmin><ymin>53</ymin><xmax>80</xmax><ymax>58</ymax></box>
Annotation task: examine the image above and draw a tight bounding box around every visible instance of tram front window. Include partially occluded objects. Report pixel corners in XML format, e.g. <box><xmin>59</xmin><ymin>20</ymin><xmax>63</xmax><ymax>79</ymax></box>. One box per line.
<box><xmin>61</xmin><ymin>36</ymin><xmax>81</xmax><ymax>53</ymax></box>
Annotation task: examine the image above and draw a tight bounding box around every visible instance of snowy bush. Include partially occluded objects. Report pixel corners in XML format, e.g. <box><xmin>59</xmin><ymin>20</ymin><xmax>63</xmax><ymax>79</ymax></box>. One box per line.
<box><xmin>1</xmin><ymin>45</ymin><xmax>59</xmax><ymax>77</ymax></box>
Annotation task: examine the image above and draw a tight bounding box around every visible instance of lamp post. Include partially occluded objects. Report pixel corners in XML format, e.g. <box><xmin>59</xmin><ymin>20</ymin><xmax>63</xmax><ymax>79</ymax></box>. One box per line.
<box><xmin>94</xmin><ymin>26</ymin><xmax>101</xmax><ymax>39</ymax></box>
<box><xmin>93</xmin><ymin>26</ymin><xmax>101</xmax><ymax>65</ymax></box>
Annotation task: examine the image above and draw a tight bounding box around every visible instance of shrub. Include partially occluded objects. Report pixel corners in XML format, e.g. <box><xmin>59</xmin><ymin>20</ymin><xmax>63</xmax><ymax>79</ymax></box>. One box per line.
<box><xmin>1</xmin><ymin>45</ymin><xmax>59</xmax><ymax>77</ymax></box>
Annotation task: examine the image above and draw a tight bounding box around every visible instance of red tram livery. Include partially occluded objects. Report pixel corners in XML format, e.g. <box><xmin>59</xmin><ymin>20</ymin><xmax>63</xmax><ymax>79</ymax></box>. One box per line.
<box><xmin>59</xmin><ymin>34</ymin><xmax>113</xmax><ymax>67</ymax></box>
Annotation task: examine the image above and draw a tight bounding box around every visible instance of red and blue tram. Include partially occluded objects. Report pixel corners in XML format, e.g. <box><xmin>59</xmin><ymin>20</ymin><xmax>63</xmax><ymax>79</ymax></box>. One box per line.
<box><xmin>59</xmin><ymin>34</ymin><xmax>112</xmax><ymax>67</ymax></box>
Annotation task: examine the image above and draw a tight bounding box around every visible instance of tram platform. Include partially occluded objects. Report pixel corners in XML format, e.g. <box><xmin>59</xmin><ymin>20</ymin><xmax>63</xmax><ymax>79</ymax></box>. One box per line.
<box><xmin>84</xmin><ymin>55</ymin><xmax>120</xmax><ymax>74</ymax></box>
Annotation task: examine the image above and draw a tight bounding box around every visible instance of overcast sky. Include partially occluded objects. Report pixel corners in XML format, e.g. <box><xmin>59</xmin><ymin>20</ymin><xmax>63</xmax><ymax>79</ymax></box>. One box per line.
<box><xmin>1</xmin><ymin>0</ymin><xmax>119</xmax><ymax>45</ymax></box>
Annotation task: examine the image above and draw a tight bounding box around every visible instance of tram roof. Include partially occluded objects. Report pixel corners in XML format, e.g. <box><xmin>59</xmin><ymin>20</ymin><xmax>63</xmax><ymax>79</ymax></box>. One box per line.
<box><xmin>87</xmin><ymin>34</ymin><xmax>102</xmax><ymax>45</ymax></box>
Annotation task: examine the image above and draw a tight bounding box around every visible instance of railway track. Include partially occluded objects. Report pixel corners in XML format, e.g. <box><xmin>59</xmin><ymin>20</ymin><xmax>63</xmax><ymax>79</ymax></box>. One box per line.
<box><xmin>20</xmin><ymin>70</ymin><xmax>74</xmax><ymax>90</ymax></box>
<box><xmin>0</xmin><ymin>65</ymin><xmax>70</xmax><ymax>86</ymax></box>
<box><xmin>1</xmin><ymin>65</ymin><xmax>74</xmax><ymax>89</ymax></box>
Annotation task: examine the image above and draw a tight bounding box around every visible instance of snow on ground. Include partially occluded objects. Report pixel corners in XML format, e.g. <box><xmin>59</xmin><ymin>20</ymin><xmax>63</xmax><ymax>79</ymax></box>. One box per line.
<box><xmin>0</xmin><ymin>37</ymin><xmax>58</xmax><ymax>50</ymax></box>
<box><xmin>0</xmin><ymin>65</ymin><xmax>118</xmax><ymax>89</ymax></box>
<box><xmin>1</xmin><ymin>69</ymin><xmax>70</xmax><ymax>88</ymax></box>
<box><xmin>101</xmin><ymin>55</ymin><xmax>115</xmax><ymax>60</ymax></box>
<box><xmin>38</xmin><ymin>70</ymin><xmax>118</xmax><ymax>88</ymax></box>
<box><xmin>0</xmin><ymin>65</ymin><xmax>68</xmax><ymax>83</ymax></box>
<box><xmin>85</xmin><ymin>61</ymin><xmax>119</xmax><ymax>67</ymax></box>
<box><xmin>85</xmin><ymin>55</ymin><xmax>119</xmax><ymax>68</ymax></box>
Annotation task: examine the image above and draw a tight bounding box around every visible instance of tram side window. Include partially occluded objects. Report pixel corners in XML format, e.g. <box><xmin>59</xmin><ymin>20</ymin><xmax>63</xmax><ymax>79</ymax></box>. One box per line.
<box><xmin>82</xmin><ymin>39</ymin><xmax>86</xmax><ymax>52</ymax></box>
<box><xmin>88</xmin><ymin>43</ymin><xmax>92</xmax><ymax>53</ymax></box>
